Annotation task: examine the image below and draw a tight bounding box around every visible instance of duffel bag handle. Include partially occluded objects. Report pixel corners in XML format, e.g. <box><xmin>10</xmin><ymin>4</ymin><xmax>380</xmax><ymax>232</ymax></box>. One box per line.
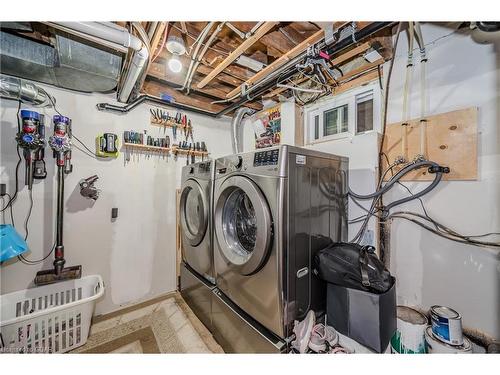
<box><xmin>359</xmin><ymin>245</ymin><xmax>374</xmax><ymax>287</ymax></box>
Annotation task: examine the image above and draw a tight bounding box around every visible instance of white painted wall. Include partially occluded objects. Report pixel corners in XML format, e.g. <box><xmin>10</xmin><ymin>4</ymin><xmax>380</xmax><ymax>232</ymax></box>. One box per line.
<box><xmin>385</xmin><ymin>23</ymin><xmax>500</xmax><ymax>341</ymax></box>
<box><xmin>0</xmin><ymin>84</ymin><xmax>232</xmax><ymax>315</ymax></box>
<box><xmin>288</xmin><ymin>24</ymin><xmax>500</xmax><ymax>341</ymax></box>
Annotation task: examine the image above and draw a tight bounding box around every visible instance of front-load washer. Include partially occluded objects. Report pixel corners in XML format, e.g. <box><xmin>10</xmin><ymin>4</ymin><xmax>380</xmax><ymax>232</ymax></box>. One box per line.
<box><xmin>213</xmin><ymin>145</ymin><xmax>348</xmax><ymax>339</ymax></box>
<box><xmin>180</xmin><ymin>160</ymin><xmax>215</xmax><ymax>284</ymax></box>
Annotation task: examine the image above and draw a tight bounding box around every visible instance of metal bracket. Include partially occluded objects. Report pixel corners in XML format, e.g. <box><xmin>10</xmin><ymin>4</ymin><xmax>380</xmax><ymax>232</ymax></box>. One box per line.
<box><xmin>316</xmin><ymin>22</ymin><xmax>338</xmax><ymax>46</ymax></box>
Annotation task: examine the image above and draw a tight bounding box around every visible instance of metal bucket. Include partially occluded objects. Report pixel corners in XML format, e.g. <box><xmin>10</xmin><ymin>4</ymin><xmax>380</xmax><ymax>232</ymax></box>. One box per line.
<box><xmin>430</xmin><ymin>305</ymin><xmax>464</xmax><ymax>346</ymax></box>
<box><xmin>425</xmin><ymin>326</ymin><xmax>472</xmax><ymax>354</ymax></box>
<box><xmin>390</xmin><ymin>306</ymin><xmax>428</xmax><ymax>354</ymax></box>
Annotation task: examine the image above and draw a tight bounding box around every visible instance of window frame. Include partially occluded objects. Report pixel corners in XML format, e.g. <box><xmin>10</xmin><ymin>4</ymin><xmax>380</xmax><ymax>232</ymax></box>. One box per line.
<box><xmin>304</xmin><ymin>81</ymin><xmax>381</xmax><ymax>145</ymax></box>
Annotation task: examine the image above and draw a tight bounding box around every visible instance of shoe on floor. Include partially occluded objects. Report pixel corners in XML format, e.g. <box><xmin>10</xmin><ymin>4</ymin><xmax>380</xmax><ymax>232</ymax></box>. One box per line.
<box><xmin>291</xmin><ymin>310</ymin><xmax>315</xmax><ymax>354</ymax></box>
<box><xmin>324</xmin><ymin>325</ymin><xmax>339</xmax><ymax>347</ymax></box>
<box><xmin>309</xmin><ymin>324</ymin><xmax>327</xmax><ymax>352</ymax></box>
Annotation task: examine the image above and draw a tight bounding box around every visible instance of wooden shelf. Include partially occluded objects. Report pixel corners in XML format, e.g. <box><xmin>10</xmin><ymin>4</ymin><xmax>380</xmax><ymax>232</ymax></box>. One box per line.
<box><xmin>123</xmin><ymin>142</ymin><xmax>171</xmax><ymax>152</ymax></box>
<box><xmin>123</xmin><ymin>142</ymin><xmax>209</xmax><ymax>157</ymax></box>
<box><xmin>172</xmin><ymin>147</ymin><xmax>208</xmax><ymax>157</ymax></box>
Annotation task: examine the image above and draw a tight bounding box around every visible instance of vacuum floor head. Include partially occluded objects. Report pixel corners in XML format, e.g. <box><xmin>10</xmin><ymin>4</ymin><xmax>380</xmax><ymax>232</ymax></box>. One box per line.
<box><xmin>34</xmin><ymin>265</ymin><xmax>82</xmax><ymax>286</ymax></box>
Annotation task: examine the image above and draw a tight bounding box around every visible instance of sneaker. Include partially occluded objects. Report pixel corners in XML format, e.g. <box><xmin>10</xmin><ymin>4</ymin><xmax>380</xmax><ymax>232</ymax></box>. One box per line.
<box><xmin>291</xmin><ymin>310</ymin><xmax>315</xmax><ymax>354</ymax></box>
<box><xmin>324</xmin><ymin>325</ymin><xmax>339</xmax><ymax>347</ymax></box>
<box><xmin>328</xmin><ymin>343</ymin><xmax>354</xmax><ymax>354</ymax></box>
<box><xmin>309</xmin><ymin>324</ymin><xmax>327</xmax><ymax>352</ymax></box>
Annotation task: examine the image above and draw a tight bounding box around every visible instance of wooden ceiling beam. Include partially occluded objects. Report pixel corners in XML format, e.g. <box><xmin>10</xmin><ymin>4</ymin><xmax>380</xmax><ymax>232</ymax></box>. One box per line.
<box><xmin>226</xmin><ymin>29</ymin><xmax>325</xmax><ymax>99</ymax></box>
<box><xmin>196</xmin><ymin>22</ymin><xmax>278</xmax><ymax>89</ymax></box>
<box><xmin>150</xmin><ymin>22</ymin><xmax>167</xmax><ymax>59</ymax></box>
<box><xmin>143</xmin><ymin>80</ymin><xmax>226</xmax><ymax>113</ymax></box>
<box><xmin>147</xmin><ymin>62</ymin><xmax>262</xmax><ymax>111</ymax></box>
<box><xmin>330</xmin><ymin>41</ymin><xmax>371</xmax><ymax>66</ymax></box>
<box><xmin>226</xmin><ymin>22</ymin><xmax>352</xmax><ymax>99</ymax></box>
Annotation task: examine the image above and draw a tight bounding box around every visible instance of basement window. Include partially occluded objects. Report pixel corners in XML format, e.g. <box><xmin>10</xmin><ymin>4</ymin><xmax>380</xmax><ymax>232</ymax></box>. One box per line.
<box><xmin>324</xmin><ymin>104</ymin><xmax>349</xmax><ymax>136</ymax></box>
<box><xmin>356</xmin><ymin>91</ymin><xmax>374</xmax><ymax>133</ymax></box>
<box><xmin>304</xmin><ymin>81</ymin><xmax>380</xmax><ymax>144</ymax></box>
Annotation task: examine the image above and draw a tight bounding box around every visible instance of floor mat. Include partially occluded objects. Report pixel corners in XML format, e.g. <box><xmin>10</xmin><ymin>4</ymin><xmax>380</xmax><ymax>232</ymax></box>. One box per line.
<box><xmin>71</xmin><ymin>294</ymin><xmax>222</xmax><ymax>353</ymax></box>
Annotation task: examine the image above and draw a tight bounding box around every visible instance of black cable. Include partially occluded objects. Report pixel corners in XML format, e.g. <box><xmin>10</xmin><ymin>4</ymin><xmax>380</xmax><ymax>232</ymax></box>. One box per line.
<box><xmin>41</xmin><ymin>86</ymin><xmax>105</xmax><ymax>161</ymax></box>
<box><xmin>377</xmin><ymin>64</ymin><xmax>383</xmax><ymax>91</ymax></box>
<box><xmin>23</xmin><ymin>189</ymin><xmax>33</xmax><ymax>241</ymax></box>
<box><xmin>18</xmin><ymin>242</ymin><xmax>56</xmax><ymax>265</ymax></box>
<box><xmin>1</xmin><ymin>193</ymin><xmax>15</xmax><ymax>226</ymax></box>
<box><xmin>1</xmin><ymin>102</ymin><xmax>23</xmax><ymax>213</ymax></box>
<box><xmin>387</xmin><ymin>214</ymin><xmax>500</xmax><ymax>248</ymax></box>
<box><xmin>73</xmin><ymin>143</ymin><xmax>100</xmax><ymax>160</ymax></box>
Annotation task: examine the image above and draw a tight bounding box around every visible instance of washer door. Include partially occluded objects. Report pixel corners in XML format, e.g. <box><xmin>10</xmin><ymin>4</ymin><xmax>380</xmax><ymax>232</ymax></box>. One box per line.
<box><xmin>215</xmin><ymin>175</ymin><xmax>273</xmax><ymax>276</ymax></box>
<box><xmin>180</xmin><ymin>179</ymin><xmax>208</xmax><ymax>247</ymax></box>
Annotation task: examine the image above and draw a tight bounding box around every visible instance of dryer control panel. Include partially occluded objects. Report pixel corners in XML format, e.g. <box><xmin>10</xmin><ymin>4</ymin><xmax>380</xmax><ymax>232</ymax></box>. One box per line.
<box><xmin>253</xmin><ymin>149</ymin><xmax>279</xmax><ymax>167</ymax></box>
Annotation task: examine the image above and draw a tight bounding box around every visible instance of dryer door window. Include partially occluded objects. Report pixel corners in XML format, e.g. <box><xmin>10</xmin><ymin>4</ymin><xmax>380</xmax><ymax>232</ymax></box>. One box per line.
<box><xmin>215</xmin><ymin>176</ymin><xmax>273</xmax><ymax>276</ymax></box>
<box><xmin>180</xmin><ymin>179</ymin><xmax>208</xmax><ymax>247</ymax></box>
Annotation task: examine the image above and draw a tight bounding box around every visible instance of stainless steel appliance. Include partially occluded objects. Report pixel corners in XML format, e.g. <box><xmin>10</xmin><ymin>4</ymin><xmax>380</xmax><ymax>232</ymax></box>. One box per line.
<box><xmin>213</xmin><ymin>145</ymin><xmax>348</xmax><ymax>339</ymax></box>
<box><xmin>180</xmin><ymin>161</ymin><xmax>215</xmax><ymax>284</ymax></box>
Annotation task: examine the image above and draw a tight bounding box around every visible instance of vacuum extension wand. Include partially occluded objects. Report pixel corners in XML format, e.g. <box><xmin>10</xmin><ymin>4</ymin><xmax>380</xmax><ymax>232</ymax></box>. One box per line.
<box><xmin>34</xmin><ymin>115</ymin><xmax>81</xmax><ymax>286</ymax></box>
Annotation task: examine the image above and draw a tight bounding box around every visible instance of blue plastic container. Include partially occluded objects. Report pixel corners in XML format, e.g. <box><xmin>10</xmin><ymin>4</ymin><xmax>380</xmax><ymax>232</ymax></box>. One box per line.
<box><xmin>0</xmin><ymin>224</ymin><xmax>28</xmax><ymax>262</ymax></box>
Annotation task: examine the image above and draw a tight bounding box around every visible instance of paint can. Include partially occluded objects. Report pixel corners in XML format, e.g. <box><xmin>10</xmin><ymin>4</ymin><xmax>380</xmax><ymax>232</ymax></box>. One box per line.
<box><xmin>390</xmin><ymin>306</ymin><xmax>428</xmax><ymax>354</ymax></box>
<box><xmin>425</xmin><ymin>326</ymin><xmax>472</xmax><ymax>354</ymax></box>
<box><xmin>430</xmin><ymin>305</ymin><xmax>463</xmax><ymax>346</ymax></box>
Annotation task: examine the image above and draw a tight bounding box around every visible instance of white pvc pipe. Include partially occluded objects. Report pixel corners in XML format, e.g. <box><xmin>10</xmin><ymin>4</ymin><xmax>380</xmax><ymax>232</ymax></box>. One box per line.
<box><xmin>401</xmin><ymin>22</ymin><xmax>414</xmax><ymax>161</ymax></box>
<box><xmin>413</xmin><ymin>22</ymin><xmax>427</xmax><ymax>158</ymax></box>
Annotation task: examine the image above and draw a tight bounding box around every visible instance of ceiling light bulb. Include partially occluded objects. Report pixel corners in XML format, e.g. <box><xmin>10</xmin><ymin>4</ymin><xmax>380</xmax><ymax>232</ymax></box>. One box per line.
<box><xmin>168</xmin><ymin>56</ymin><xmax>183</xmax><ymax>73</ymax></box>
<box><xmin>166</xmin><ymin>35</ymin><xmax>186</xmax><ymax>55</ymax></box>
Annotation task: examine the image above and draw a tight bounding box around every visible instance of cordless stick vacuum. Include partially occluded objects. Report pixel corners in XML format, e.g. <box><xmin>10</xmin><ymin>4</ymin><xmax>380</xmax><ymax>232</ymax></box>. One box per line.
<box><xmin>34</xmin><ymin>115</ymin><xmax>81</xmax><ymax>286</ymax></box>
<box><xmin>16</xmin><ymin>110</ymin><xmax>45</xmax><ymax>190</ymax></box>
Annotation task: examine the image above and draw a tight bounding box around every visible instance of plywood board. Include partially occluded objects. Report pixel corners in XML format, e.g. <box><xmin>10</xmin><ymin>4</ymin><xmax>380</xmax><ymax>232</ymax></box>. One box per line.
<box><xmin>382</xmin><ymin>107</ymin><xmax>478</xmax><ymax>181</ymax></box>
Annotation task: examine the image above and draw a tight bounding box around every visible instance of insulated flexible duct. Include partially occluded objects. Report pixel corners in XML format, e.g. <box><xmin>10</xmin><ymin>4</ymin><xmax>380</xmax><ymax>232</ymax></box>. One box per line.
<box><xmin>0</xmin><ymin>74</ymin><xmax>54</xmax><ymax>106</ymax></box>
<box><xmin>231</xmin><ymin>107</ymin><xmax>254</xmax><ymax>153</ymax></box>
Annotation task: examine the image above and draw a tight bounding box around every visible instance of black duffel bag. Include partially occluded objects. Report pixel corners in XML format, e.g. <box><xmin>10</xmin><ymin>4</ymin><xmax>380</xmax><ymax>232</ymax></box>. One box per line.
<box><xmin>314</xmin><ymin>242</ymin><xmax>393</xmax><ymax>294</ymax></box>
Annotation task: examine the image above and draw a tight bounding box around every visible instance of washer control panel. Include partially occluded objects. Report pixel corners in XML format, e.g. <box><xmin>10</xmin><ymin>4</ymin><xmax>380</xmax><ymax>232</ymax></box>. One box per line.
<box><xmin>253</xmin><ymin>149</ymin><xmax>279</xmax><ymax>167</ymax></box>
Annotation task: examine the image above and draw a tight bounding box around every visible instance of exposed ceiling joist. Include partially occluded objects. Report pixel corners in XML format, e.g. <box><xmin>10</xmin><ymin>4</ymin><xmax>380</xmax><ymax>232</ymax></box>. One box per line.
<box><xmin>226</xmin><ymin>22</ymin><xmax>355</xmax><ymax>99</ymax></box>
<box><xmin>226</xmin><ymin>29</ymin><xmax>324</xmax><ymax>98</ymax></box>
<box><xmin>196</xmin><ymin>22</ymin><xmax>278</xmax><ymax>89</ymax></box>
<box><xmin>331</xmin><ymin>41</ymin><xmax>371</xmax><ymax>66</ymax></box>
<box><xmin>150</xmin><ymin>22</ymin><xmax>167</xmax><ymax>60</ymax></box>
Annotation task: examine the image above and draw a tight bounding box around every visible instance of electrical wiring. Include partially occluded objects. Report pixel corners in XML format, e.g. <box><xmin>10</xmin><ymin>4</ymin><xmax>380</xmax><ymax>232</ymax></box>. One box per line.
<box><xmin>378</xmin><ymin>22</ymin><xmax>403</xmax><ymax>182</ymax></box>
<box><xmin>1</xmin><ymin>194</ymin><xmax>15</xmax><ymax>226</ymax></box>
<box><xmin>1</xmin><ymin>102</ymin><xmax>23</xmax><ymax>213</ymax></box>
<box><xmin>23</xmin><ymin>189</ymin><xmax>33</xmax><ymax>241</ymax></box>
<box><xmin>41</xmin><ymin>87</ymin><xmax>105</xmax><ymax>161</ymax></box>
<box><xmin>18</xmin><ymin>242</ymin><xmax>56</xmax><ymax>265</ymax></box>
<box><xmin>386</xmin><ymin>214</ymin><xmax>500</xmax><ymax>248</ymax></box>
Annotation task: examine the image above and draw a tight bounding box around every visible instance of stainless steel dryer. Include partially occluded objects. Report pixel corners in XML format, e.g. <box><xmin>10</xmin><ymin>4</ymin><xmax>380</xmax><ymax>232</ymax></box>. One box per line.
<box><xmin>180</xmin><ymin>160</ymin><xmax>215</xmax><ymax>284</ymax></box>
<box><xmin>213</xmin><ymin>145</ymin><xmax>348</xmax><ymax>339</ymax></box>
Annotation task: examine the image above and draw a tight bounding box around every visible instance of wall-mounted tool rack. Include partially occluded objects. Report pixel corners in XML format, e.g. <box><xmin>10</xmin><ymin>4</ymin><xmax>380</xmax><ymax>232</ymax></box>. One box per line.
<box><xmin>123</xmin><ymin>142</ymin><xmax>170</xmax><ymax>153</ymax></box>
<box><xmin>123</xmin><ymin>142</ymin><xmax>209</xmax><ymax>157</ymax></box>
<box><xmin>150</xmin><ymin>118</ymin><xmax>191</xmax><ymax>129</ymax></box>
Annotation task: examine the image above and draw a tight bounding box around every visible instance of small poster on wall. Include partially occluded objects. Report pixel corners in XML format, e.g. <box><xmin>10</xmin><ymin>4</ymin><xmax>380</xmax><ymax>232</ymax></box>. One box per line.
<box><xmin>252</xmin><ymin>104</ymin><xmax>281</xmax><ymax>149</ymax></box>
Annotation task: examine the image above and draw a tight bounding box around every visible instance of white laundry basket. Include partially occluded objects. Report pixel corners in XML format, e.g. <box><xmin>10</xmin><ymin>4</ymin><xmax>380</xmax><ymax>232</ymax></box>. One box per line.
<box><xmin>0</xmin><ymin>275</ymin><xmax>104</xmax><ymax>353</ymax></box>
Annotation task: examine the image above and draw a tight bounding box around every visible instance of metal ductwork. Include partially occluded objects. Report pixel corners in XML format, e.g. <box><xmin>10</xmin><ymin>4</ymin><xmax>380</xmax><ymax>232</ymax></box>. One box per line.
<box><xmin>231</xmin><ymin>107</ymin><xmax>254</xmax><ymax>153</ymax></box>
<box><xmin>48</xmin><ymin>22</ymin><xmax>149</xmax><ymax>102</ymax></box>
<box><xmin>0</xmin><ymin>22</ymin><xmax>149</xmax><ymax>103</ymax></box>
